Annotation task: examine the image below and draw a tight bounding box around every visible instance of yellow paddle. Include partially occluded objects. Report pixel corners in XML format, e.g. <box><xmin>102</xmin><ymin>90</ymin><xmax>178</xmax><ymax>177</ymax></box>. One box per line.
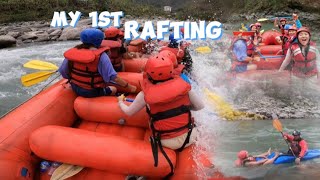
<box><xmin>23</xmin><ymin>60</ymin><xmax>58</xmax><ymax>71</ymax></box>
<box><xmin>50</xmin><ymin>164</ymin><xmax>84</xmax><ymax>180</ymax></box>
<box><xmin>21</xmin><ymin>71</ymin><xmax>57</xmax><ymax>87</ymax></box>
<box><xmin>204</xmin><ymin>88</ymin><xmax>264</xmax><ymax>120</ymax></box>
<box><xmin>272</xmin><ymin>114</ymin><xmax>296</xmax><ymax>157</ymax></box>
<box><xmin>195</xmin><ymin>46</ymin><xmax>211</xmax><ymax>54</ymax></box>
<box><xmin>257</xmin><ymin>18</ymin><xmax>269</xmax><ymax>22</ymax></box>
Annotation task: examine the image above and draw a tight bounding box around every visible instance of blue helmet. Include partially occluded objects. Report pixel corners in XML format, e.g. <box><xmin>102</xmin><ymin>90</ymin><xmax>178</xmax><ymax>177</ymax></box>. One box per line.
<box><xmin>284</xmin><ymin>24</ymin><xmax>292</xmax><ymax>30</ymax></box>
<box><xmin>80</xmin><ymin>29</ymin><xmax>104</xmax><ymax>48</ymax></box>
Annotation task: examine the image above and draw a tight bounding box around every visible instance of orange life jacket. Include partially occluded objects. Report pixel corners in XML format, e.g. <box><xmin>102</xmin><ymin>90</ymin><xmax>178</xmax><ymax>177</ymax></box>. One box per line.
<box><xmin>142</xmin><ymin>74</ymin><xmax>194</xmax><ymax>177</ymax></box>
<box><xmin>127</xmin><ymin>39</ymin><xmax>146</xmax><ymax>53</ymax></box>
<box><xmin>173</xmin><ymin>64</ymin><xmax>185</xmax><ymax>75</ymax></box>
<box><xmin>64</xmin><ymin>46</ymin><xmax>110</xmax><ymax>90</ymax></box>
<box><xmin>101</xmin><ymin>40</ymin><xmax>122</xmax><ymax>67</ymax></box>
<box><xmin>291</xmin><ymin>42</ymin><xmax>318</xmax><ymax>78</ymax></box>
<box><xmin>160</xmin><ymin>47</ymin><xmax>185</xmax><ymax>63</ymax></box>
<box><xmin>142</xmin><ymin>74</ymin><xmax>193</xmax><ymax>139</ymax></box>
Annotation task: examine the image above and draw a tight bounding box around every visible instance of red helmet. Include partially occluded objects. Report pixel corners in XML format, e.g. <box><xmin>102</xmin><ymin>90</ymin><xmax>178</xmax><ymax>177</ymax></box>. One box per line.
<box><xmin>289</xmin><ymin>26</ymin><xmax>297</xmax><ymax>31</ymax></box>
<box><xmin>249</xmin><ymin>24</ymin><xmax>256</xmax><ymax>28</ymax></box>
<box><xmin>255</xmin><ymin>22</ymin><xmax>261</xmax><ymax>27</ymax></box>
<box><xmin>237</xmin><ymin>150</ymin><xmax>248</xmax><ymax>160</ymax></box>
<box><xmin>145</xmin><ymin>56</ymin><xmax>174</xmax><ymax>81</ymax></box>
<box><xmin>159</xmin><ymin>50</ymin><xmax>178</xmax><ymax>68</ymax></box>
<box><xmin>180</xmin><ymin>27</ymin><xmax>185</xmax><ymax>34</ymax></box>
<box><xmin>280</xmin><ymin>18</ymin><xmax>286</xmax><ymax>22</ymax></box>
<box><xmin>104</xmin><ymin>27</ymin><xmax>120</xmax><ymax>38</ymax></box>
<box><xmin>297</xmin><ymin>27</ymin><xmax>311</xmax><ymax>36</ymax></box>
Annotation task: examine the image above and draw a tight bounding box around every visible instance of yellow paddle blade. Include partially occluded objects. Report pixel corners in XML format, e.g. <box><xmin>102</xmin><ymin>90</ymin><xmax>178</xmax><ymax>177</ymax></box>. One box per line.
<box><xmin>51</xmin><ymin>164</ymin><xmax>84</xmax><ymax>180</ymax></box>
<box><xmin>260</xmin><ymin>29</ymin><xmax>265</xmax><ymax>35</ymax></box>
<box><xmin>204</xmin><ymin>88</ymin><xmax>263</xmax><ymax>120</ymax></box>
<box><xmin>21</xmin><ymin>71</ymin><xmax>56</xmax><ymax>87</ymax></box>
<box><xmin>195</xmin><ymin>46</ymin><xmax>211</xmax><ymax>54</ymax></box>
<box><xmin>272</xmin><ymin>116</ymin><xmax>283</xmax><ymax>132</ymax></box>
<box><xmin>258</xmin><ymin>18</ymin><xmax>269</xmax><ymax>22</ymax></box>
<box><xmin>23</xmin><ymin>60</ymin><xmax>58</xmax><ymax>71</ymax></box>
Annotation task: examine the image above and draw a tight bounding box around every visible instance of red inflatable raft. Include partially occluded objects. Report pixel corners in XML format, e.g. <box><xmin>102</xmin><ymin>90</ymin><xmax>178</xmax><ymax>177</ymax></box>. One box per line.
<box><xmin>0</xmin><ymin>58</ymin><xmax>243</xmax><ymax>180</ymax></box>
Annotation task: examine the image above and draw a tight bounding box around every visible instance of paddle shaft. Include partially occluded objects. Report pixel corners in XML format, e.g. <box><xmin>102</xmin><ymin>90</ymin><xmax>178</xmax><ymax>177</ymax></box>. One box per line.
<box><xmin>280</xmin><ymin>131</ymin><xmax>297</xmax><ymax>158</ymax></box>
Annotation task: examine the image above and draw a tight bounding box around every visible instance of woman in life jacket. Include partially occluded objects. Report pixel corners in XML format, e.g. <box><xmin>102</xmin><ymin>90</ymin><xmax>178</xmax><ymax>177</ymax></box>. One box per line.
<box><xmin>283</xmin><ymin>130</ymin><xmax>308</xmax><ymax>165</ymax></box>
<box><xmin>58</xmin><ymin>28</ymin><xmax>137</xmax><ymax>98</ymax></box>
<box><xmin>235</xmin><ymin>149</ymin><xmax>279</xmax><ymax>167</ymax></box>
<box><xmin>254</xmin><ymin>22</ymin><xmax>263</xmax><ymax>44</ymax></box>
<box><xmin>230</xmin><ymin>36</ymin><xmax>260</xmax><ymax>73</ymax></box>
<box><xmin>279</xmin><ymin>27</ymin><xmax>319</xmax><ymax>80</ymax></box>
<box><xmin>117</xmin><ymin>55</ymin><xmax>204</xmax><ymax>177</ymax></box>
<box><xmin>102</xmin><ymin>27</ymin><xmax>127</xmax><ymax>72</ymax></box>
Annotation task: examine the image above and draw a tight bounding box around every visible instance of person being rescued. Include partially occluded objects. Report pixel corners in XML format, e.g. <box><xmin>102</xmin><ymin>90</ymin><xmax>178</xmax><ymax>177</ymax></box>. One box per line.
<box><xmin>235</xmin><ymin>148</ymin><xmax>280</xmax><ymax>167</ymax></box>
<box><xmin>102</xmin><ymin>27</ymin><xmax>126</xmax><ymax>72</ymax></box>
<box><xmin>58</xmin><ymin>28</ymin><xmax>136</xmax><ymax>98</ymax></box>
<box><xmin>279</xmin><ymin>27</ymin><xmax>319</xmax><ymax>80</ymax></box>
<box><xmin>230</xmin><ymin>35</ymin><xmax>260</xmax><ymax>73</ymax></box>
<box><xmin>282</xmin><ymin>130</ymin><xmax>308</xmax><ymax>165</ymax></box>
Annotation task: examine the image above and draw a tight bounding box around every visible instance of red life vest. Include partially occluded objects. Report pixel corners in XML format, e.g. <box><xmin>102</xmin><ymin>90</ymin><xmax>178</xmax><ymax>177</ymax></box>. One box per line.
<box><xmin>173</xmin><ymin>64</ymin><xmax>185</xmax><ymax>75</ymax></box>
<box><xmin>101</xmin><ymin>40</ymin><xmax>122</xmax><ymax>67</ymax></box>
<box><xmin>291</xmin><ymin>42</ymin><xmax>318</xmax><ymax>78</ymax></box>
<box><xmin>127</xmin><ymin>39</ymin><xmax>146</xmax><ymax>53</ymax></box>
<box><xmin>247</xmin><ymin>40</ymin><xmax>255</xmax><ymax>57</ymax></box>
<box><xmin>160</xmin><ymin>47</ymin><xmax>185</xmax><ymax>63</ymax></box>
<box><xmin>283</xmin><ymin>36</ymin><xmax>296</xmax><ymax>55</ymax></box>
<box><xmin>141</xmin><ymin>74</ymin><xmax>193</xmax><ymax>139</ymax></box>
<box><xmin>64</xmin><ymin>46</ymin><xmax>110</xmax><ymax>90</ymax></box>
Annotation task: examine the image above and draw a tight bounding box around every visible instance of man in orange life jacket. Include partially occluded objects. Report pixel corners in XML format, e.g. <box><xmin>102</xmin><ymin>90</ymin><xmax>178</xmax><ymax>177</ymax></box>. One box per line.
<box><xmin>117</xmin><ymin>55</ymin><xmax>204</xmax><ymax>177</ymax></box>
<box><xmin>230</xmin><ymin>35</ymin><xmax>260</xmax><ymax>73</ymax></box>
<box><xmin>279</xmin><ymin>27</ymin><xmax>319</xmax><ymax>79</ymax></box>
<box><xmin>283</xmin><ymin>130</ymin><xmax>308</xmax><ymax>165</ymax></box>
<box><xmin>102</xmin><ymin>27</ymin><xmax>126</xmax><ymax>72</ymax></box>
<box><xmin>58</xmin><ymin>28</ymin><xmax>136</xmax><ymax>98</ymax></box>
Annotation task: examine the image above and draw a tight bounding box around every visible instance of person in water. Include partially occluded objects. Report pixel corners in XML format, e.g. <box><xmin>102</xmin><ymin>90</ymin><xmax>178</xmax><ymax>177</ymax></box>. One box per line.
<box><xmin>279</xmin><ymin>27</ymin><xmax>319</xmax><ymax>79</ymax></box>
<box><xmin>283</xmin><ymin>130</ymin><xmax>308</xmax><ymax>165</ymax></box>
<box><xmin>230</xmin><ymin>35</ymin><xmax>260</xmax><ymax>73</ymax></box>
<box><xmin>58</xmin><ymin>28</ymin><xmax>136</xmax><ymax>98</ymax></box>
<box><xmin>235</xmin><ymin>149</ymin><xmax>280</xmax><ymax>167</ymax></box>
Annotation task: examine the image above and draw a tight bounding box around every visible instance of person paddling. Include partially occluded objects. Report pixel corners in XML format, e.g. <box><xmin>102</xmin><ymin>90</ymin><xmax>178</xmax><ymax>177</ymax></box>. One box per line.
<box><xmin>283</xmin><ymin>130</ymin><xmax>308</xmax><ymax>165</ymax></box>
<box><xmin>58</xmin><ymin>28</ymin><xmax>136</xmax><ymax>98</ymax></box>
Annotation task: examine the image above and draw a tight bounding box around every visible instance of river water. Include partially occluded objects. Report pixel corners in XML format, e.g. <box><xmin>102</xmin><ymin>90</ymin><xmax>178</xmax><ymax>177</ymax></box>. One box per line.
<box><xmin>0</xmin><ymin>25</ymin><xmax>320</xmax><ymax>179</ymax></box>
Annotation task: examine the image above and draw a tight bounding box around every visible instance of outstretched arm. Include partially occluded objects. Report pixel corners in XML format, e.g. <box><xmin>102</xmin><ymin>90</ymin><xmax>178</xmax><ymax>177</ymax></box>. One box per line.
<box><xmin>279</xmin><ymin>49</ymin><xmax>293</xmax><ymax>71</ymax></box>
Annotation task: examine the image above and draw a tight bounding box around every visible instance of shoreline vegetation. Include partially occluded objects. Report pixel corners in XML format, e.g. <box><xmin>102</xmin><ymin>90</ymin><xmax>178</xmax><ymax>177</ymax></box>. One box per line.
<box><xmin>0</xmin><ymin>0</ymin><xmax>319</xmax><ymax>24</ymax></box>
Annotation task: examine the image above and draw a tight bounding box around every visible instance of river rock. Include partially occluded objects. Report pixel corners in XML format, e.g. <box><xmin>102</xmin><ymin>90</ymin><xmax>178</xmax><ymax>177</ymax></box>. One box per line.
<box><xmin>58</xmin><ymin>26</ymin><xmax>87</xmax><ymax>41</ymax></box>
<box><xmin>0</xmin><ymin>35</ymin><xmax>16</xmax><ymax>48</ymax></box>
<box><xmin>7</xmin><ymin>31</ymin><xmax>21</xmax><ymax>38</ymax></box>
<box><xmin>49</xmin><ymin>29</ymin><xmax>62</xmax><ymax>37</ymax></box>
